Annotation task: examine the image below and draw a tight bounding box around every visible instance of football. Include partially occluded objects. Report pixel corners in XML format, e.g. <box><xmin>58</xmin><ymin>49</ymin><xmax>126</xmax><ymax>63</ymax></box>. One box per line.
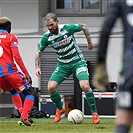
<box><xmin>67</xmin><ymin>109</ymin><xmax>84</xmax><ymax>124</ymax></box>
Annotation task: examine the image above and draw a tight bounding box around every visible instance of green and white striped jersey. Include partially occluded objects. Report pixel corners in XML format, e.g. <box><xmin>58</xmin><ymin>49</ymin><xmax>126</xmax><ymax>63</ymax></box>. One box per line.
<box><xmin>38</xmin><ymin>23</ymin><xmax>85</xmax><ymax>63</ymax></box>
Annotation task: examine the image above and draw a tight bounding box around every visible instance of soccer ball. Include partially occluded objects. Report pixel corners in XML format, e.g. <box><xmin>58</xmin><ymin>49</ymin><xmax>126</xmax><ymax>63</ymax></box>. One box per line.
<box><xmin>67</xmin><ymin>109</ymin><xmax>84</xmax><ymax>124</ymax></box>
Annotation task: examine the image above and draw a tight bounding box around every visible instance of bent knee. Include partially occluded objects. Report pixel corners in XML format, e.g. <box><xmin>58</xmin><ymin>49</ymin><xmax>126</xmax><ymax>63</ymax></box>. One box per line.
<box><xmin>23</xmin><ymin>87</ymin><xmax>35</xmax><ymax>97</ymax></box>
<box><xmin>48</xmin><ymin>81</ymin><xmax>58</xmax><ymax>93</ymax></box>
<box><xmin>79</xmin><ymin>80</ymin><xmax>90</xmax><ymax>92</ymax></box>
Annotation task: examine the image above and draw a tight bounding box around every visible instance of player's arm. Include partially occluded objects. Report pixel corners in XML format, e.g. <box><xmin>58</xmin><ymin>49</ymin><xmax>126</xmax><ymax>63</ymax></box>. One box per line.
<box><xmin>35</xmin><ymin>50</ymin><xmax>42</xmax><ymax>77</ymax></box>
<box><xmin>98</xmin><ymin>1</ymin><xmax>120</xmax><ymax>63</ymax></box>
<box><xmin>11</xmin><ymin>45</ymin><xmax>32</xmax><ymax>84</ymax></box>
<box><xmin>80</xmin><ymin>23</ymin><xmax>94</xmax><ymax>50</ymax></box>
<box><xmin>93</xmin><ymin>1</ymin><xmax>120</xmax><ymax>92</ymax></box>
<box><xmin>35</xmin><ymin>35</ymin><xmax>48</xmax><ymax>77</ymax></box>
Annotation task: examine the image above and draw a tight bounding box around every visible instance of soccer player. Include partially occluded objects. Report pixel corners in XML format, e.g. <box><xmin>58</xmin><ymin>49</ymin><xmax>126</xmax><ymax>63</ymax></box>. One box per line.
<box><xmin>92</xmin><ymin>0</ymin><xmax>133</xmax><ymax>132</ymax></box>
<box><xmin>0</xmin><ymin>17</ymin><xmax>35</xmax><ymax>126</ymax></box>
<box><xmin>35</xmin><ymin>12</ymin><xmax>100</xmax><ymax>124</ymax></box>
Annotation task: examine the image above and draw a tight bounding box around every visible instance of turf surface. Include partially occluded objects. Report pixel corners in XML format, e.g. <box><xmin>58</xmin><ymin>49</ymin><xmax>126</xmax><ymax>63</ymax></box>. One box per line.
<box><xmin>0</xmin><ymin>117</ymin><xmax>132</xmax><ymax>133</ymax></box>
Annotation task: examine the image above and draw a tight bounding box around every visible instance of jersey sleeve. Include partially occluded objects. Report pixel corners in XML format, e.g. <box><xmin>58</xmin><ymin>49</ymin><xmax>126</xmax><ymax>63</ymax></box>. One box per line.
<box><xmin>38</xmin><ymin>35</ymin><xmax>49</xmax><ymax>52</ymax></box>
<box><xmin>65</xmin><ymin>24</ymin><xmax>82</xmax><ymax>34</ymax></box>
<box><xmin>10</xmin><ymin>35</ymin><xmax>29</xmax><ymax>75</ymax></box>
<box><xmin>98</xmin><ymin>0</ymin><xmax>121</xmax><ymax>63</ymax></box>
<box><xmin>10</xmin><ymin>34</ymin><xmax>19</xmax><ymax>48</ymax></box>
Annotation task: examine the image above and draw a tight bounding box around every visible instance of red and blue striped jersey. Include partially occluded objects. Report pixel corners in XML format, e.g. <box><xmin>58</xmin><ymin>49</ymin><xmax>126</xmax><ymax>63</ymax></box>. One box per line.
<box><xmin>0</xmin><ymin>30</ymin><xmax>28</xmax><ymax>77</ymax></box>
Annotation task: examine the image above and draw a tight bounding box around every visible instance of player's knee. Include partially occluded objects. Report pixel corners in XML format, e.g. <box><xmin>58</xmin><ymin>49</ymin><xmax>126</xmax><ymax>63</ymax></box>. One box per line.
<box><xmin>48</xmin><ymin>87</ymin><xmax>57</xmax><ymax>93</ymax></box>
<box><xmin>80</xmin><ymin>81</ymin><xmax>90</xmax><ymax>92</ymax></box>
<box><xmin>48</xmin><ymin>82</ymin><xmax>58</xmax><ymax>93</ymax></box>
<box><xmin>23</xmin><ymin>87</ymin><xmax>35</xmax><ymax>97</ymax></box>
<box><xmin>9</xmin><ymin>88</ymin><xmax>17</xmax><ymax>95</ymax></box>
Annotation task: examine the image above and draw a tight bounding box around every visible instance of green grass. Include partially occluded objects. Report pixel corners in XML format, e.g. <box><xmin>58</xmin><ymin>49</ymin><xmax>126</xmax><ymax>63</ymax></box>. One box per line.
<box><xmin>0</xmin><ymin>117</ymin><xmax>132</xmax><ymax>133</ymax></box>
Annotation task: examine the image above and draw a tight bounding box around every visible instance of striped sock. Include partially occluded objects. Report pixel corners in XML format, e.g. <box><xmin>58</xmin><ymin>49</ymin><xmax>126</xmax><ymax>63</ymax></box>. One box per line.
<box><xmin>11</xmin><ymin>93</ymin><xmax>23</xmax><ymax>113</ymax></box>
<box><xmin>21</xmin><ymin>94</ymin><xmax>34</xmax><ymax>120</ymax></box>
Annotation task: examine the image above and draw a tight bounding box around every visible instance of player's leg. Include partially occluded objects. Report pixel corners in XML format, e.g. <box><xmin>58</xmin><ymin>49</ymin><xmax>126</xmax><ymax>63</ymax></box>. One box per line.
<box><xmin>0</xmin><ymin>77</ymin><xmax>23</xmax><ymax>114</ymax></box>
<box><xmin>7</xmin><ymin>73</ymin><xmax>35</xmax><ymax>126</ymax></box>
<box><xmin>115</xmin><ymin>109</ymin><xmax>133</xmax><ymax>133</ymax></box>
<box><xmin>114</xmin><ymin>83</ymin><xmax>133</xmax><ymax>133</ymax></box>
<box><xmin>80</xmin><ymin>80</ymin><xmax>100</xmax><ymax>124</ymax></box>
<box><xmin>48</xmin><ymin>80</ymin><xmax>65</xmax><ymax>122</ymax></box>
<box><xmin>48</xmin><ymin>81</ymin><xmax>63</xmax><ymax>110</ymax></box>
<box><xmin>10</xmin><ymin>89</ymin><xmax>23</xmax><ymax>115</ymax></box>
<box><xmin>49</xmin><ymin>63</ymin><xmax>70</xmax><ymax>122</ymax></box>
<box><xmin>74</xmin><ymin>61</ymin><xmax>100</xmax><ymax>124</ymax></box>
<box><xmin>114</xmin><ymin>67</ymin><xmax>133</xmax><ymax>133</ymax></box>
<box><xmin>19</xmin><ymin>87</ymin><xmax>35</xmax><ymax>126</ymax></box>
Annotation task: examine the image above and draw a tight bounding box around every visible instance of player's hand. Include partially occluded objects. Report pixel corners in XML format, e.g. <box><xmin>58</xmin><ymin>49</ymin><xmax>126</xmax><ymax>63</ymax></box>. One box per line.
<box><xmin>36</xmin><ymin>68</ymin><xmax>41</xmax><ymax>77</ymax></box>
<box><xmin>92</xmin><ymin>63</ymin><xmax>109</xmax><ymax>92</ymax></box>
<box><xmin>87</xmin><ymin>43</ymin><xmax>95</xmax><ymax>50</ymax></box>
<box><xmin>25</xmin><ymin>74</ymin><xmax>32</xmax><ymax>84</ymax></box>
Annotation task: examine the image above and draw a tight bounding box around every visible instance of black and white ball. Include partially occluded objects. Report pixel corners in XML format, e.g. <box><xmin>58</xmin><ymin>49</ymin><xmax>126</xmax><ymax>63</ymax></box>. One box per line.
<box><xmin>67</xmin><ymin>109</ymin><xmax>84</xmax><ymax>124</ymax></box>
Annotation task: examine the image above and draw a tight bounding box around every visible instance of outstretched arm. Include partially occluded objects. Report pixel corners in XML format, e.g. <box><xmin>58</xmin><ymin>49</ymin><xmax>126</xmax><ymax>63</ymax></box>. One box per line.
<box><xmin>80</xmin><ymin>23</ymin><xmax>95</xmax><ymax>50</ymax></box>
<box><xmin>35</xmin><ymin>50</ymin><xmax>42</xmax><ymax>77</ymax></box>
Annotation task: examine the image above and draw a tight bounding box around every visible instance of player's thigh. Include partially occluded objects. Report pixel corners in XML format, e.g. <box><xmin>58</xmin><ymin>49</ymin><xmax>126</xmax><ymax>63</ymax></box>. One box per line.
<box><xmin>50</xmin><ymin>63</ymin><xmax>71</xmax><ymax>85</ymax></box>
<box><xmin>0</xmin><ymin>77</ymin><xmax>13</xmax><ymax>92</ymax></box>
<box><xmin>117</xmin><ymin>74</ymin><xmax>133</xmax><ymax>111</ymax></box>
<box><xmin>74</xmin><ymin>61</ymin><xmax>89</xmax><ymax>81</ymax></box>
<box><xmin>7</xmin><ymin>73</ymin><xmax>27</xmax><ymax>92</ymax></box>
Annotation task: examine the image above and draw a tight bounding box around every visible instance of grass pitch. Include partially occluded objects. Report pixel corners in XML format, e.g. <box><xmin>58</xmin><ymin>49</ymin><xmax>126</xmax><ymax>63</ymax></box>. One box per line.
<box><xmin>0</xmin><ymin>117</ymin><xmax>132</xmax><ymax>133</ymax></box>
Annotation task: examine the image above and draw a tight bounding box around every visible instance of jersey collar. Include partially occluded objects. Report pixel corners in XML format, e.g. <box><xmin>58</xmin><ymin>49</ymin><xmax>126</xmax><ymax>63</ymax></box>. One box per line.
<box><xmin>0</xmin><ymin>30</ymin><xmax>8</xmax><ymax>33</ymax></box>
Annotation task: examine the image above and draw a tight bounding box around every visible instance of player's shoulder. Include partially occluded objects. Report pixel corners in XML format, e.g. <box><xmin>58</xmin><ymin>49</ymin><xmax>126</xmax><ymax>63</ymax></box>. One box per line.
<box><xmin>11</xmin><ymin>33</ymin><xmax>17</xmax><ymax>37</ymax></box>
<box><xmin>10</xmin><ymin>33</ymin><xmax>18</xmax><ymax>40</ymax></box>
<box><xmin>5</xmin><ymin>33</ymin><xmax>18</xmax><ymax>41</ymax></box>
<box><xmin>42</xmin><ymin>30</ymin><xmax>52</xmax><ymax>41</ymax></box>
<box><xmin>62</xmin><ymin>23</ymin><xmax>80</xmax><ymax>29</ymax></box>
<box><xmin>59</xmin><ymin>24</ymin><xmax>65</xmax><ymax>28</ymax></box>
<box><xmin>63</xmin><ymin>23</ymin><xmax>79</xmax><ymax>26</ymax></box>
<box><xmin>43</xmin><ymin>30</ymin><xmax>51</xmax><ymax>38</ymax></box>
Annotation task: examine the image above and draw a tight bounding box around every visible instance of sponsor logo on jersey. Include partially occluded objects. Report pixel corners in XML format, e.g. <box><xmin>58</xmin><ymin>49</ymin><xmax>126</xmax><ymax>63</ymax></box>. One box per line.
<box><xmin>0</xmin><ymin>35</ymin><xmax>6</xmax><ymax>38</ymax></box>
<box><xmin>52</xmin><ymin>35</ymin><xmax>72</xmax><ymax>47</ymax></box>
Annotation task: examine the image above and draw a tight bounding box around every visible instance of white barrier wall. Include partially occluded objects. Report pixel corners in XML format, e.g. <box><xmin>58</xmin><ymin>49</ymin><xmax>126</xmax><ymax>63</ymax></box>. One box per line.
<box><xmin>106</xmin><ymin>36</ymin><xmax>123</xmax><ymax>82</ymax></box>
<box><xmin>0</xmin><ymin>0</ymin><xmax>39</xmax><ymax>33</ymax></box>
<box><xmin>17</xmin><ymin>36</ymin><xmax>41</xmax><ymax>87</ymax></box>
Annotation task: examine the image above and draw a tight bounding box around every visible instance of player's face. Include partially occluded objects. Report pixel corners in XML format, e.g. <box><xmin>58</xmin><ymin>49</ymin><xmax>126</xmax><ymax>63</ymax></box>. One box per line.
<box><xmin>45</xmin><ymin>19</ymin><xmax>59</xmax><ymax>35</ymax></box>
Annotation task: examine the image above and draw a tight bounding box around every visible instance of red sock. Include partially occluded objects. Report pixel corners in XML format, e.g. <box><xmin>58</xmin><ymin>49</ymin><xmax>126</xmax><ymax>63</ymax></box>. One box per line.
<box><xmin>21</xmin><ymin>98</ymin><xmax>34</xmax><ymax>120</ymax></box>
<box><xmin>12</xmin><ymin>95</ymin><xmax>23</xmax><ymax>113</ymax></box>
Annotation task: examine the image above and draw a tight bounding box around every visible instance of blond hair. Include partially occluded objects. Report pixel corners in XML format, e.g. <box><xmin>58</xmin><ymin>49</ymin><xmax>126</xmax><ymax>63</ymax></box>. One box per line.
<box><xmin>0</xmin><ymin>17</ymin><xmax>11</xmax><ymax>24</ymax></box>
